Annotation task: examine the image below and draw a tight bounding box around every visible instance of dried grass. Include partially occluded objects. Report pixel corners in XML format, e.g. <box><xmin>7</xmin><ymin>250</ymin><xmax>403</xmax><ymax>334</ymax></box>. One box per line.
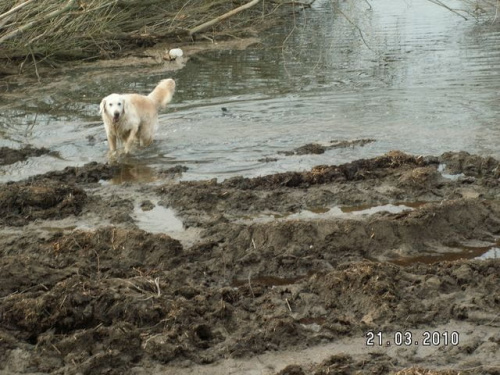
<box><xmin>0</xmin><ymin>0</ymin><xmax>285</xmax><ymax>63</ymax></box>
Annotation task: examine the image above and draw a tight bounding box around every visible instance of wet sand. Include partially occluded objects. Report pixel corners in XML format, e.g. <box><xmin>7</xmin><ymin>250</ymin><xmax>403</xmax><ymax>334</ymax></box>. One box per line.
<box><xmin>0</xmin><ymin>149</ymin><xmax>499</xmax><ymax>374</ymax></box>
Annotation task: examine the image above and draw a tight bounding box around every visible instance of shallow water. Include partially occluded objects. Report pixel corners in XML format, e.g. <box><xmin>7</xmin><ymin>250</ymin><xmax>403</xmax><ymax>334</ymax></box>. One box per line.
<box><xmin>133</xmin><ymin>201</ymin><xmax>184</xmax><ymax>235</ymax></box>
<box><xmin>235</xmin><ymin>203</ymin><xmax>417</xmax><ymax>224</ymax></box>
<box><xmin>1</xmin><ymin>0</ymin><xmax>500</xmax><ymax>182</ymax></box>
<box><xmin>391</xmin><ymin>244</ymin><xmax>500</xmax><ymax>266</ymax></box>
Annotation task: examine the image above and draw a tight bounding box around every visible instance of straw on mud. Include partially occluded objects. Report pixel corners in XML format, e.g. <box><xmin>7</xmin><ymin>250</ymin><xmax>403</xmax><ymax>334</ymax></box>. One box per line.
<box><xmin>248</xmin><ymin>271</ymin><xmax>255</xmax><ymax>298</ymax></box>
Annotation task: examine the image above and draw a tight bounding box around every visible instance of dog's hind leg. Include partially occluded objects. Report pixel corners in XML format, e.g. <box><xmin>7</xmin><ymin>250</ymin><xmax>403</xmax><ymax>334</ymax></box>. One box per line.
<box><xmin>140</xmin><ymin>136</ymin><xmax>153</xmax><ymax>147</ymax></box>
<box><xmin>139</xmin><ymin>120</ymin><xmax>156</xmax><ymax>148</ymax></box>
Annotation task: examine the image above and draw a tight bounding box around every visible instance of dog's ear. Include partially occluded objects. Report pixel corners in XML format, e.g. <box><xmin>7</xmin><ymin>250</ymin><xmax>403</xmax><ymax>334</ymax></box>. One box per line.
<box><xmin>99</xmin><ymin>99</ymin><xmax>106</xmax><ymax>115</ymax></box>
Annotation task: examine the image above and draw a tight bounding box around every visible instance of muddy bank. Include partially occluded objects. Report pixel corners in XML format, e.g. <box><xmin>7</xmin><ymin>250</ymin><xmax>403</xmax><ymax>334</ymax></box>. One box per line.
<box><xmin>0</xmin><ymin>146</ymin><xmax>51</xmax><ymax>166</ymax></box>
<box><xmin>279</xmin><ymin>139</ymin><xmax>375</xmax><ymax>156</ymax></box>
<box><xmin>0</xmin><ymin>151</ymin><xmax>499</xmax><ymax>374</ymax></box>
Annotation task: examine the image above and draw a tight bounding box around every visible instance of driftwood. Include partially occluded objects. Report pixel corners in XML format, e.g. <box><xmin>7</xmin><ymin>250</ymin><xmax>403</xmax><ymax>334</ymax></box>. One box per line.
<box><xmin>189</xmin><ymin>0</ymin><xmax>262</xmax><ymax>36</ymax></box>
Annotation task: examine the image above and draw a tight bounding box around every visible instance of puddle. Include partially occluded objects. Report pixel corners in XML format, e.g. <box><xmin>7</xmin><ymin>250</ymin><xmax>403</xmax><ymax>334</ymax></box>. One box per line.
<box><xmin>302</xmin><ymin>201</ymin><xmax>432</xmax><ymax>218</ymax></box>
<box><xmin>390</xmin><ymin>244</ymin><xmax>499</xmax><ymax>266</ymax></box>
<box><xmin>133</xmin><ymin>201</ymin><xmax>184</xmax><ymax>234</ymax></box>
<box><xmin>475</xmin><ymin>247</ymin><xmax>500</xmax><ymax>260</ymax></box>
<box><xmin>339</xmin><ymin>203</ymin><xmax>419</xmax><ymax>215</ymax></box>
<box><xmin>238</xmin><ymin>202</ymin><xmax>427</xmax><ymax>224</ymax></box>
<box><xmin>231</xmin><ymin>275</ymin><xmax>307</xmax><ymax>288</ymax></box>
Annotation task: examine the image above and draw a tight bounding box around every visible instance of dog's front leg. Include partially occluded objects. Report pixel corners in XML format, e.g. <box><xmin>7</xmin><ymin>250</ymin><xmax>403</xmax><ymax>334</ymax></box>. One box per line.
<box><xmin>106</xmin><ymin>132</ymin><xmax>117</xmax><ymax>153</ymax></box>
<box><xmin>124</xmin><ymin>128</ymin><xmax>138</xmax><ymax>154</ymax></box>
<box><xmin>106</xmin><ymin>130</ymin><xmax>118</xmax><ymax>159</ymax></box>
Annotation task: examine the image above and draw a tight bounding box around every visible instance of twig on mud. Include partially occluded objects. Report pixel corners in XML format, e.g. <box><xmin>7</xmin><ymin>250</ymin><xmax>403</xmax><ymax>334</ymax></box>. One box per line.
<box><xmin>153</xmin><ymin>277</ymin><xmax>161</xmax><ymax>297</ymax></box>
<box><xmin>0</xmin><ymin>292</ymin><xmax>19</xmax><ymax>301</ymax></box>
<box><xmin>486</xmin><ymin>312</ymin><xmax>500</xmax><ymax>325</ymax></box>
<box><xmin>142</xmin><ymin>333</ymin><xmax>163</xmax><ymax>349</ymax></box>
<box><xmin>126</xmin><ymin>280</ymin><xmax>151</xmax><ymax>295</ymax></box>
<box><xmin>220</xmin><ymin>297</ymin><xmax>226</xmax><ymax>311</ymax></box>
<box><xmin>51</xmin><ymin>344</ymin><xmax>62</xmax><ymax>355</ymax></box>
<box><xmin>59</xmin><ymin>295</ymin><xmax>67</xmax><ymax>309</ymax></box>
<box><xmin>111</xmin><ymin>227</ymin><xmax>116</xmax><ymax>250</ymax></box>
<box><xmin>126</xmin><ymin>277</ymin><xmax>162</xmax><ymax>299</ymax></box>
<box><xmin>222</xmin><ymin>254</ymin><xmax>227</xmax><ymax>282</ymax></box>
<box><xmin>93</xmin><ymin>249</ymin><xmax>101</xmax><ymax>279</ymax></box>
<box><xmin>285</xmin><ymin>298</ymin><xmax>292</xmax><ymax>312</ymax></box>
<box><xmin>248</xmin><ymin>271</ymin><xmax>255</xmax><ymax>298</ymax></box>
<box><xmin>251</xmin><ymin>238</ymin><xmax>256</xmax><ymax>249</ymax></box>
<box><xmin>0</xmin><ymin>283</ymin><xmax>49</xmax><ymax>300</ymax></box>
<box><xmin>70</xmin><ymin>235</ymin><xmax>83</xmax><ymax>251</ymax></box>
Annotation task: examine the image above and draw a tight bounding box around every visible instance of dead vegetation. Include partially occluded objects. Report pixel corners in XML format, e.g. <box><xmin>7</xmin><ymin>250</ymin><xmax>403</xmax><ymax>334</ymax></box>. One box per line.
<box><xmin>0</xmin><ymin>0</ymin><xmax>304</xmax><ymax>73</ymax></box>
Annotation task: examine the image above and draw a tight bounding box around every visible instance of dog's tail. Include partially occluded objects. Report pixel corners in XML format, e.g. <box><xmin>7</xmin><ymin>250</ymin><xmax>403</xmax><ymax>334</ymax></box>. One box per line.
<box><xmin>148</xmin><ymin>78</ymin><xmax>176</xmax><ymax>110</ymax></box>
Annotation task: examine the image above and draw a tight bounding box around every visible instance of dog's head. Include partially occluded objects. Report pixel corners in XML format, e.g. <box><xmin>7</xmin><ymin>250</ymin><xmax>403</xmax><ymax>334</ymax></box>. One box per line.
<box><xmin>100</xmin><ymin>94</ymin><xmax>125</xmax><ymax>123</ymax></box>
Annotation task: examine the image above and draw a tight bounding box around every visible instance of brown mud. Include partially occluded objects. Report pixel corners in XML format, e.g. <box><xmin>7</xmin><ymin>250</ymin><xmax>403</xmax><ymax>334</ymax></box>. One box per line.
<box><xmin>0</xmin><ymin>150</ymin><xmax>499</xmax><ymax>374</ymax></box>
<box><xmin>0</xmin><ymin>146</ymin><xmax>51</xmax><ymax>166</ymax></box>
<box><xmin>279</xmin><ymin>139</ymin><xmax>375</xmax><ymax>156</ymax></box>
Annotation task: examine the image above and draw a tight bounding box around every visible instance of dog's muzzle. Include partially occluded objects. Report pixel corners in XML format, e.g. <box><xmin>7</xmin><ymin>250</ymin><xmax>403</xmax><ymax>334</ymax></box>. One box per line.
<box><xmin>113</xmin><ymin>112</ymin><xmax>120</xmax><ymax>122</ymax></box>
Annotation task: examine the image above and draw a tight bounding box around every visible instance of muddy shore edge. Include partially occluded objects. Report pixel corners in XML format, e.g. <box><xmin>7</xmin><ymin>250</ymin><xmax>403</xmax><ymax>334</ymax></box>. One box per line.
<box><xmin>0</xmin><ymin>149</ymin><xmax>499</xmax><ymax>374</ymax></box>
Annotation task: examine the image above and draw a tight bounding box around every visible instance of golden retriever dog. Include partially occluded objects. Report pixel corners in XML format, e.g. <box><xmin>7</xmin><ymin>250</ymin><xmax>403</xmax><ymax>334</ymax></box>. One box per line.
<box><xmin>99</xmin><ymin>78</ymin><xmax>176</xmax><ymax>155</ymax></box>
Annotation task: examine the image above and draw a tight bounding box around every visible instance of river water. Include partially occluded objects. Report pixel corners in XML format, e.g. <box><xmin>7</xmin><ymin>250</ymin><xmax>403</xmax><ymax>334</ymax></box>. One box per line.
<box><xmin>1</xmin><ymin>0</ymin><xmax>500</xmax><ymax>182</ymax></box>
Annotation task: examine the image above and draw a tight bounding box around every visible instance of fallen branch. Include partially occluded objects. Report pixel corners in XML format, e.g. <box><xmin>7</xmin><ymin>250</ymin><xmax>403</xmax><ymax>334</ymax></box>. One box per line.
<box><xmin>0</xmin><ymin>0</ymin><xmax>77</xmax><ymax>45</ymax></box>
<box><xmin>189</xmin><ymin>0</ymin><xmax>261</xmax><ymax>36</ymax></box>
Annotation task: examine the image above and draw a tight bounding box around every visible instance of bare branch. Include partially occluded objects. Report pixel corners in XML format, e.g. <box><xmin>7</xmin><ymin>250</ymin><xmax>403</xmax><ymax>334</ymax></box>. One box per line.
<box><xmin>189</xmin><ymin>0</ymin><xmax>261</xmax><ymax>36</ymax></box>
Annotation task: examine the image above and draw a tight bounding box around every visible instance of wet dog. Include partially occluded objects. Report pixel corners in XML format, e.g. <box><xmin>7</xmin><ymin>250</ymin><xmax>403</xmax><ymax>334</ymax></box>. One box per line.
<box><xmin>99</xmin><ymin>78</ymin><xmax>176</xmax><ymax>155</ymax></box>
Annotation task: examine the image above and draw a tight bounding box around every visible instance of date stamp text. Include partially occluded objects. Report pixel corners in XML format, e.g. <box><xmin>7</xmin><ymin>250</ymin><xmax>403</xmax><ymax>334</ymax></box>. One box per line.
<box><xmin>365</xmin><ymin>331</ymin><xmax>459</xmax><ymax>347</ymax></box>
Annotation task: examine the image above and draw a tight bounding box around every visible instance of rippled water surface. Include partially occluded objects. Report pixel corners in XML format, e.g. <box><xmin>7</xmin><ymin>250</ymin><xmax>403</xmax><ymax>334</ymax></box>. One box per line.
<box><xmin>1</xmin><ymin>0</ymin><xmax>500</xmax><ymax>182</ymax></box>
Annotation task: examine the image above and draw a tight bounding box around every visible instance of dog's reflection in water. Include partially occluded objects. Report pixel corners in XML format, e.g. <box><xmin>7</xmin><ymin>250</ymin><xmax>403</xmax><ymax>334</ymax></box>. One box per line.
<box><xmin>110</xmin><ymin>163</ymin><xmax>156</xmax><ymax>184</ymax></box>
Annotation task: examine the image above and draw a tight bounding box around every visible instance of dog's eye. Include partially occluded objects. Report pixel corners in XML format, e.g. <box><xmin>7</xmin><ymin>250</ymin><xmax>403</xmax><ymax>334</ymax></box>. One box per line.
<box><xmin>118</xmin><ymin>103</ymin><xmax>122</xmax><ymax>106</ymax></box>
<box><xmin>108</xmin><ymin>103</ymin><xmax>113</xmax><ymax>107</ymax></box>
